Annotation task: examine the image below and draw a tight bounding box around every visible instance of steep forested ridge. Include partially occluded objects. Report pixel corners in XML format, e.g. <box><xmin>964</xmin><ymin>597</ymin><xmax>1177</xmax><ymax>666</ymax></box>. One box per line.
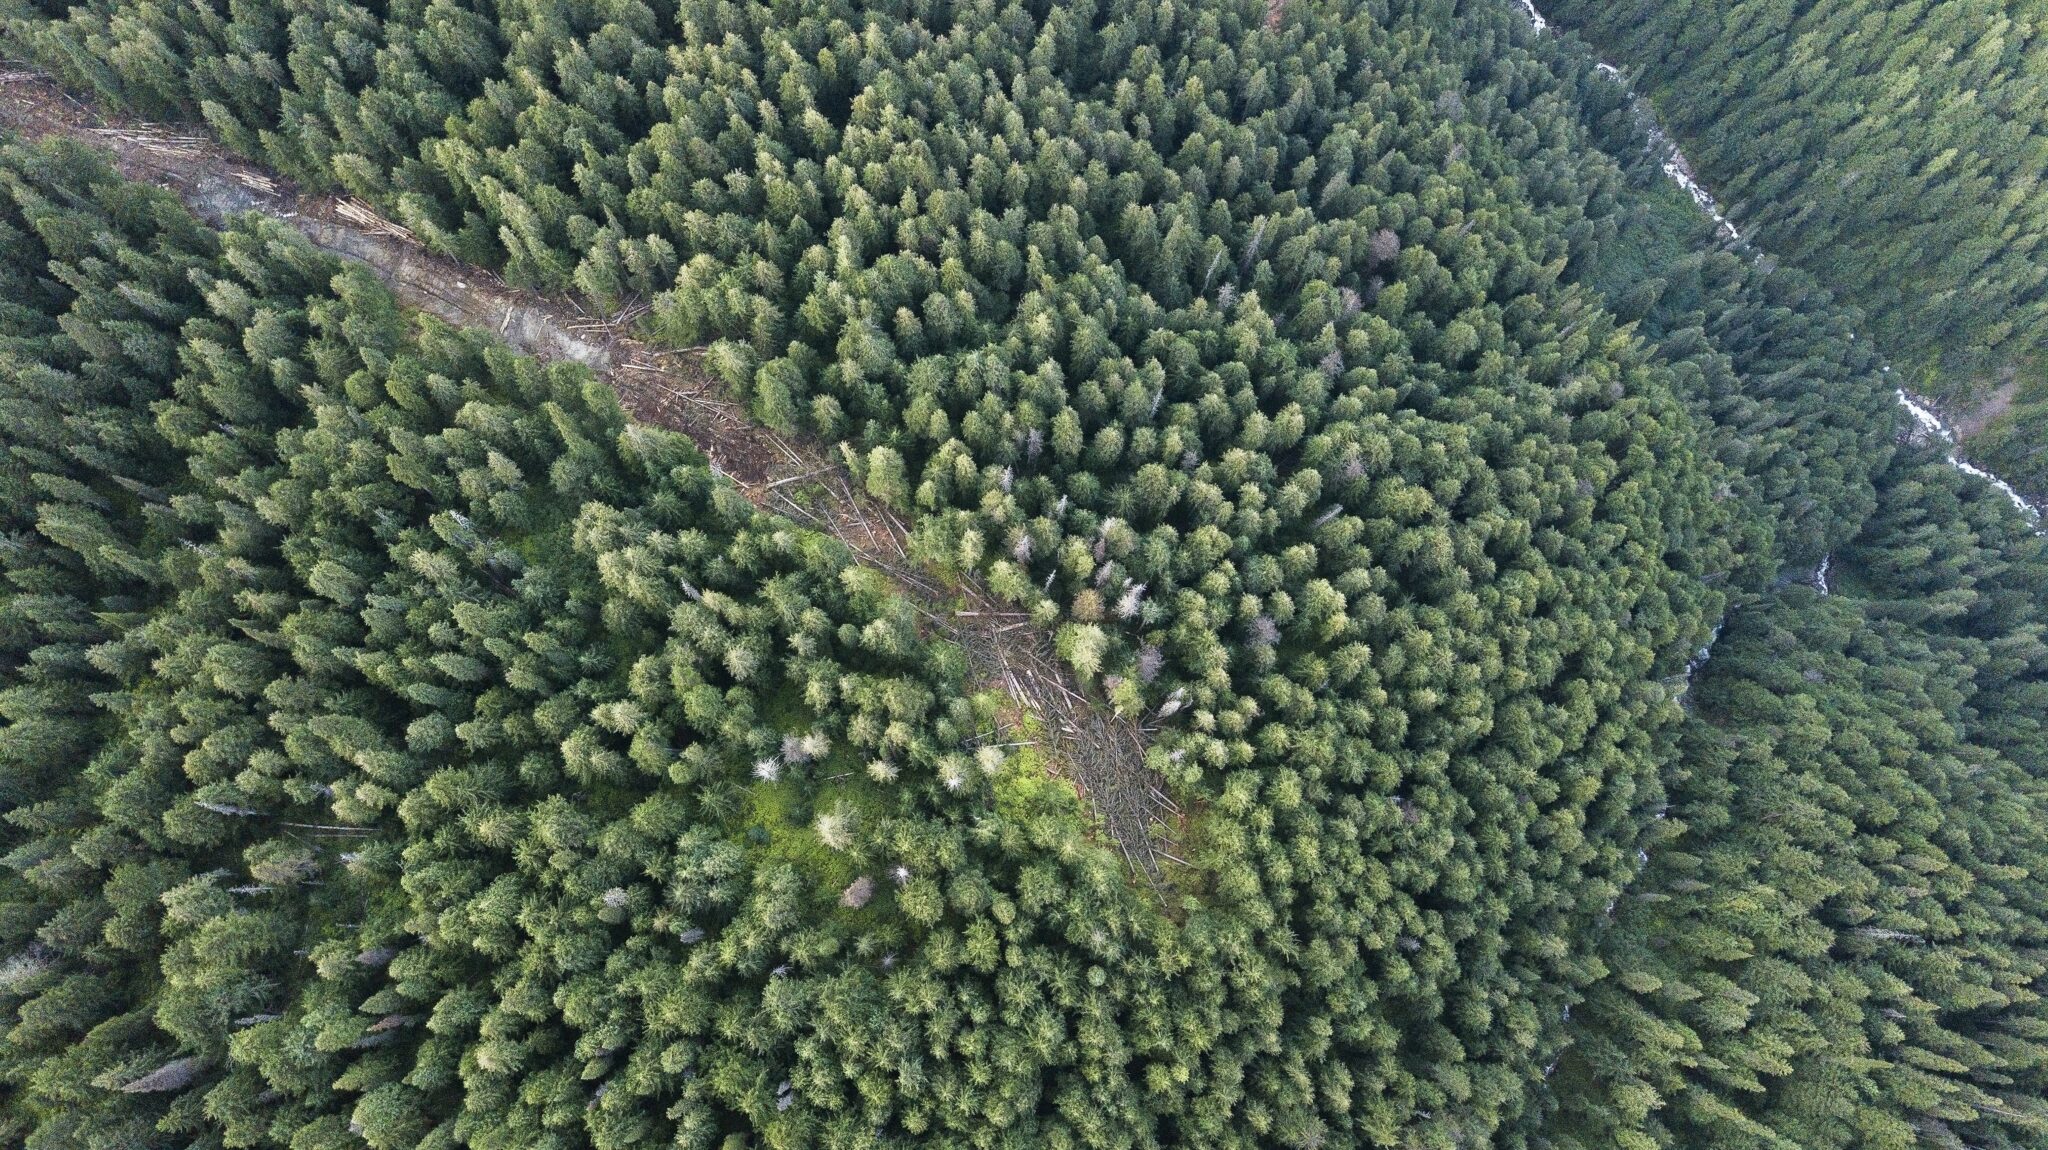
<box><xmin>2</xmin><ymin>0</ymin><xmax>2047</xmax><ymax>1146</ymax></box>
<box><xmin>1523</xmin><ymin>449</ymin><xmax>2048</xmax><ymax>1149</ymax></box>
<box><xmin>1542</xmin><ymin>0</ymin><xmax>2048</xmax><ymax>502</ymax></box>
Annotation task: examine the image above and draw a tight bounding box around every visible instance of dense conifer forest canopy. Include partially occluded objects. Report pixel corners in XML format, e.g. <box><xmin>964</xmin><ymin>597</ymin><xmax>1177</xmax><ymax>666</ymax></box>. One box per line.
<box><xmin>0</xmin><ymin>0</ymin><xmax>2044</xmax><ymax>1148</ymax></box>
<box><xmin>1544</xmin><ymin>0</ymin><xmax>2048</xmax><ymax>503</ymax></box>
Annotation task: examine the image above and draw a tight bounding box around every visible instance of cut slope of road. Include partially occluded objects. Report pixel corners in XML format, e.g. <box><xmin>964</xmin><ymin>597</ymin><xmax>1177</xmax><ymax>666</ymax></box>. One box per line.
<box><xmin>0</xmin><ymin>69</ymin><xmax>1180</xmax><ymax>888</ymax></box>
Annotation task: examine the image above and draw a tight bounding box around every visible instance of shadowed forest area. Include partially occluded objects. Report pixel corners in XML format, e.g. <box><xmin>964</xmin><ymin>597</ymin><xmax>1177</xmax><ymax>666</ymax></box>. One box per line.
<box><xmin>1546</xmin><ymin>0</ymin><xmax>2048</xmax><ymax>505</ymax></box>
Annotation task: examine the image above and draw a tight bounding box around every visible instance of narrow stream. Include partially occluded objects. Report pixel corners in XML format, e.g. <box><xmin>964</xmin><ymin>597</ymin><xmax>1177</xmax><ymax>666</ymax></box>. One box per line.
<box><xmin>1684</xmin><ymin>621</ymin><xmax>1723</xmax><ymax>679</ymax></box>
<box><xmin>1894</xmin><ymin>390</ymin><xmax>2042</xmax><ymax>522</ymax></box>
<box><xmin>1516</xmin><ymin>0</ymin><xmax>2040</xmax><ymax>1085</ymax></box>
<box><xmin>1514</xmin><ymin>1</ymin><xmax>2044</xmax><ymax>531</ymax></box>
<box><xmin>1588</xmin><ymin>62</ymin><xmax>1742</xmax><ymax>242</ymax></box>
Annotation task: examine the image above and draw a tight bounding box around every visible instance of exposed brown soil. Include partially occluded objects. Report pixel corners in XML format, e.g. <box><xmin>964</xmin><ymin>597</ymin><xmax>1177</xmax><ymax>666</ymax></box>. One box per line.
<box><xmin>1949</xmin><ymin>372</ymin><xmax>2020</xmax><ymax>442</ymax></box>
<box><xmin>0</xmin><ymin>70</ymin><xmax>1181</xmax><ymax>894</ymax></box>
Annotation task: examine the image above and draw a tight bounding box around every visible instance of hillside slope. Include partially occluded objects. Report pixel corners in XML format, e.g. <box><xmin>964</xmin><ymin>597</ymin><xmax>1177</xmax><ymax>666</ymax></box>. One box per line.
<box><xmin>1545</xmin><ymin>0</ymin><xmax>2048</xmax><ymax>500</ymax></box>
